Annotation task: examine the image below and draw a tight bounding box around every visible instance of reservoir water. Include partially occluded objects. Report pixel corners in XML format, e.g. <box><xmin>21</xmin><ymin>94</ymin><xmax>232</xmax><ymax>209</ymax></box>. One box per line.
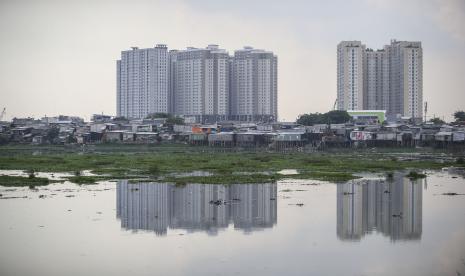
<box><xmin>0</xmin><ymin>170</ymin><xmax>464</xmax><ymax>276</ymax></box>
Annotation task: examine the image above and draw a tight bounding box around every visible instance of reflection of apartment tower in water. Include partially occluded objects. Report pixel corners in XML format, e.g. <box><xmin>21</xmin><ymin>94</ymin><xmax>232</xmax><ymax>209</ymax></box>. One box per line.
<box><xmin>169</xmin><ymin>184</ymin><xmax>231</xmax><ymax>235</ymax></box>
<box><xmin>337</xmin><ymin>174</ymin><xmax>422</xmax><ymax>241</ymax></box>
<box><xmin>116</xmin><ymin>181</ymin><xmax>277</xmax><ymax>235</ymax></box>
<box><xmin>116</xmin><ymin>181</ymin><xmax>170</xmax><ymax>236</ymax></box>
<box><xmin>230</xmin><ymin>184</ymin><xmax>278</xmax><ymax>233</ymax></box>
<box><xmin>336</xmin><ymin>182</ymin><xmax>364</xmax><ymax>240</ymax></box>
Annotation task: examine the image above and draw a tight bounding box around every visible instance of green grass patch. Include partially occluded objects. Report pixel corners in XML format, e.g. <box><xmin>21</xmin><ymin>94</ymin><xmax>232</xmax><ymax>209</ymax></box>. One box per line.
<box><xmin>406</xmin><ymin>171</ymin><xmax>427</xmax><ymax>179</ymax></box>
<box><xmin>0</xmin><ymin>144</ymin><xmax>461</xmax><ymax>185</ymax></box>
<box><xmin>0</xmin><ymin>175</ymin><xmax>54</xmax><ymax>187</ymax></box>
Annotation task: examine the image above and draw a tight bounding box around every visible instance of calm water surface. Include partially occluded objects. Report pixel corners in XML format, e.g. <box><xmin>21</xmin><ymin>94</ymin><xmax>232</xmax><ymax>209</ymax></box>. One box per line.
<box><xmin>0</xmin><ymin>171</ymin><xmax>464</xmax><ymax>276</ymax></box>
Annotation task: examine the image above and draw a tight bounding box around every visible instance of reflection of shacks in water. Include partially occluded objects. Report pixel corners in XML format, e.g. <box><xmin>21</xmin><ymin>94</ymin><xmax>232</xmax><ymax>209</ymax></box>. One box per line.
<box><xmin>337</xmin><ymin>173</ymin><xmax>423</xmax><ymax>241</ymax></box>
<box><xmin>116</xmin><ymin>181</ymin><xmax>277</xmax><ymax>236</ymax></box>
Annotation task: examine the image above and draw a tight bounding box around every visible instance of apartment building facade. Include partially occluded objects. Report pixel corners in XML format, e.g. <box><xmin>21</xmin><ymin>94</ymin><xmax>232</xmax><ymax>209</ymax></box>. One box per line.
<box><xmin>117</xmin><ymin>45</ymin><xmax>278</xmax><ymax>122</ymax></box>
<box><xmin>169</xmin><ymin>45</ymin><xmax>230</xmax><ymax>123</ymax></box>
<box><xmin>337</xmin><ymin>39</ymin><xmax>423</xmax><ymax>121</ymax></box>
<box><xmin>116</xmin><ymin>44</ymin><xmax>169</xmax><ymax>119</ymax></box>
<box><xmin>231</xmin><ymin>47</ymin><xmax>278</xmax><ymax>122</ymax></box>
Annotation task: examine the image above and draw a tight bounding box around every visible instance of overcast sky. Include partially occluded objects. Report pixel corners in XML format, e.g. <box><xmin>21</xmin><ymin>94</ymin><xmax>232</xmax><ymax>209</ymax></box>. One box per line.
<box><xmin>0</xmin><ymin>0</ymin><xmax>464</xmax><ymax>121</ymax></box>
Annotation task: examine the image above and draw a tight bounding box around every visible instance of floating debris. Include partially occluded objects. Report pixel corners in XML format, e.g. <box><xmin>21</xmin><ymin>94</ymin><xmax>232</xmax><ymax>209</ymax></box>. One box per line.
<box><xmin>343</xmin><ymin>192</ymin><xmax>354</xmax><ymax>195</ymax></box>
<box><xmin>442</xmin><ymin>192</ymin><xmax>464</xmax><ymax>196</ymax></box>
<box><xmin>0</xmin><ymin>196</ymin><xmax>28</xmax><ymax>200</ymax></box>
<box><xmin>209</xmin><ymin>199</ymin><xmax>223</xmax><ymax>206</ymax></box>
<box><xmin>288</xmin><ymin>203</ymin><xmax>304</xmax><ymax>207</ymax></box>
<box><xmin>65</xmin><ymin>195</ymin><xmax>75</xmax><ymax>198</ymax></box>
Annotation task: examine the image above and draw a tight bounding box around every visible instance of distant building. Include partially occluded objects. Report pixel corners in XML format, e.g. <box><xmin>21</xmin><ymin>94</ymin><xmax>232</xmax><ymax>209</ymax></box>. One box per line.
<box><xmin>117</xmin><ymin>44</ymin><xmax>169</xmax><ymax>119</ymax></box>
<box><xmin>348</xmin><ymin>110</ymin><xmax>386</xmax><ymax>124</ymax></box>
<box><xmin>337</xmin><ymin>41</ymin><xmax>365</xmax><ymax>111</ymax></box>
<box><xmin>386</xmin><ymin>40</ymin><xmax>423</xmax><ymax>120</ymax></box>
<box><xmin>337</xmin><ymin>40</ymin><xmax>423</xmax><ymax>121</ymax></box>
<box><xmin>365</xmin><ymin>49</ymin><xmax>390</xmax><ymax>111</ymax></box>
<box><xmin>116</xmin><ymin>44</ymin><xmax>278</xmax><ymax>122</ymax></box>
<box><xmin>231</xmin><ymin>47</ymin><xmax>278</xmax><ymax>122</ymax></box>
<box><xmin>170</xmin><ymin>45</ymin><xmax>230</xmax><ymax>123</ymax></box>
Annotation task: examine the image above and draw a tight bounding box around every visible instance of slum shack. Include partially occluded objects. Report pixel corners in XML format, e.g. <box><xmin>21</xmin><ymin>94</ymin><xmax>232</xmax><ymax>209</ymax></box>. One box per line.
<box><xmin>208</xmin><ymin>133</ymin><xmax>235</xmax><ymax>147</ymax></box>
<box><xmin>349</xmin><ymin>131</ymin><xmax>374</xmax><ymax>147</ymax></box>
<box><xmin>321</xmin><ymin>135</ymin><xmax>347</xmax><ymax>148</ymax></box>
<box><xmin>235</xmin><ymin>132</ymin><xmax>266</xmax><ymax>148</ymax></box>
<box><xmin>189</xmin><ymin>133</ymin><xmax>208</xmax><ymax>145</ymax></box>
<box><xmin>135</xmin><ymin>132</ymin><xmax>159</xmax><ymax>143</ymax></box>
<box><xmin>104</xmin><ymin>130</ymin><xmax>124</xmax><ymax>143</ymax></box>
<box><xmin>397</xmin><ymin>132</ymin><xmax>413</xmax><ymax>147</ymax></box>
<box><xmin>375</xmin><ymin>131</ymin><xmax>397</xmax><ymax>147</ymax></box>
<box><xmin>272</xmin><ymin>132</ymin><xmax>305</xmax><ymax>150</ymax></box>
<box><xmin>122</xmin><ymin>132</ymin><xmax>135</xmax><ymax>143</ymax></box>
<box><xmin>453</xmin><ymin>131</ymin><xmax>465</xmax><ymax>143</ymax></box>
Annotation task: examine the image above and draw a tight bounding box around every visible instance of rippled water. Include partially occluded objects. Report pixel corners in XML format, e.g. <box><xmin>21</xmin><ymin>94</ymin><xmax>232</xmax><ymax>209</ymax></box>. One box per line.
<box><xmin>0</xmin><ymin>171</ymin><xmax>464</xmax><ymax>276</ymax></box>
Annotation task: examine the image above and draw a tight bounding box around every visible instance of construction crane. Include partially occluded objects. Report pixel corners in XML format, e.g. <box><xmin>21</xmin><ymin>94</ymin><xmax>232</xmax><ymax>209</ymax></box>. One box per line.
<box><xmin>333</xmin><ymin>99</ymin><xmax>337</xmax><ymax>110</ymax></box>
<box><xmin>0</xmin><ymin>108</ymin><xmax>5</xmax><ymax>121</ymax></box>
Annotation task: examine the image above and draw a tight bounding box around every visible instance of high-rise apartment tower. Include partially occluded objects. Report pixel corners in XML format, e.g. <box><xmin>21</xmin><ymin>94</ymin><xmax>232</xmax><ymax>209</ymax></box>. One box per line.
<box><xmin>337</xmin><ymin>39</ymin><xmax>423</xmax><ymax>121</ymax></box>
<box><xmin>117</xmin><ymin>45</ymin><xmax>169</xmax><ymax>119</ymax></box>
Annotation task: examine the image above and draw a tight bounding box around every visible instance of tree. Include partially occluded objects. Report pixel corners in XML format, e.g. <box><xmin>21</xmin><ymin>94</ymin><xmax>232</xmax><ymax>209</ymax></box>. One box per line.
<box><xmin>112</xmin><ymin>116</ymin><xmax>128</xmax><ymax>122</ymax></box>
<box><xmin>296</xmin><ymin>111</ymin><xmax>351</xmax><ymax>126</ymax></box>
<box><xmin>146</xmin><ymin>113</ymin><xmax>169</xmax><ymax>119</ymax></box>
<box><xmin>325</xmin><ymin>110</ymin><xmax>352</xmax><ymax>124</ymax></box>
<box><xmin>166</xmin><ymin>116</ymin><xmax>184</xmax><ymax>125</ymax></box>
<box><xmin>429</xmin><ymin>117</ymin><xmax>445</xmax><ymax>125</ymax></box>
<box><xmin>454</xmin><ymin>111</ymin><xmax>465</xmax><ymax>122</ymax></box>
<box><xmin>296</xmin><ymin>113</ymin><xmax>324</xmax><ymax>126</ymax></box>
<box><xmin>146</xmin><ymin>113</ymin><xmax>184</xmax><ymax>125</ymax></box>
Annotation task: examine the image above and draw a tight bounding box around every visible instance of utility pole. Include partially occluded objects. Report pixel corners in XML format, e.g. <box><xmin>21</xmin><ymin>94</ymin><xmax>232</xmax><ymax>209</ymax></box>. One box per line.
<box><xmin>424</xmin><ymin>102</ymin><xmax>428</xmax><ymax>124</ymax></box>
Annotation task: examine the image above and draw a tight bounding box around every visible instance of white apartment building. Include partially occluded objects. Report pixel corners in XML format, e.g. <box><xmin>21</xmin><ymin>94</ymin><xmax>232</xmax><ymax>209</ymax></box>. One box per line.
<box><xmin>386</xmin><ymin>40</ymin><xmax>423</xmax><ymax>120</ymax></box>
<box><xmin>170</xmin><ymin>45</ymin><xmax>230</xmax><ymax>122</ymax></box>
<box><xmin>337</xmin><ymin>41</ymin><xmax>366</xmax><ymax>111</ymax></box>
<box><xmin>231</xmin><ymin>47</ymin><xmax>278</xmax><ymax>122</ymax></box>
<box><xmin>365</xmin><ymin>49</ymin><xmax>390</xmax><ymax>111</ymax></box>
<box><xmin>337</xmin><ymin>40</ymin><xmax>423</xmax><ymax>120</ymax></box>
<box><xmin>117</xmin><ymin>45</ymin><xmax>169</xmax><ymax>119</ymax></box>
